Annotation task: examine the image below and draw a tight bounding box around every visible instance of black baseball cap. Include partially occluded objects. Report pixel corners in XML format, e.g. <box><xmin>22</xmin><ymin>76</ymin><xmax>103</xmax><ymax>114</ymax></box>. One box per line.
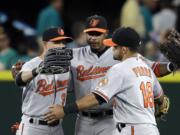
<box><xmin>103</xmin><ymin>27</ymin><xmax>141</xmax><ymax>48</ymax></box>
<box><xmin>42</xmin><ymin>27</ymin><xmax>73</xmax><ymax>42</ymax></box>
<box><xmin>84</xmin><ymin>15</ymin><xmax>108</xmax><ymax>33</ymax></box>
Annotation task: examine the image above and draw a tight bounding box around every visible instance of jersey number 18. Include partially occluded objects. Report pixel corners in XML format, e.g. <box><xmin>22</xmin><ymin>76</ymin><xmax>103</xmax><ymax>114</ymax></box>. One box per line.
<box><xmin>140</xmin><ymin>82</ymin><xmax>154</xmax><ymax>108</ymax></box>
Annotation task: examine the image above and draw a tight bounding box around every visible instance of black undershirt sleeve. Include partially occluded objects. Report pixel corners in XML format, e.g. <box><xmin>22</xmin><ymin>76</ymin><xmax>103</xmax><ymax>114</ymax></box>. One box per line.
<box><xmin>15</xmin><ymin>72</ymin><xmax>27</xmax><ymax>86</ymax></box>
<box><xmin>92</xmin><ymin>93</ymin><xmax>107</xmax><ymax>104</ymax></box>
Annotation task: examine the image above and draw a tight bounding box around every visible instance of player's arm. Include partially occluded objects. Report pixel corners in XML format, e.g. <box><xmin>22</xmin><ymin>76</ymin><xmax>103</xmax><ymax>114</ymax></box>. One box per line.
<box><xmin>153</xmin><ymin>77</ymin><xmax>168</xmax><ymax>105</ymax></box>
<box><xmin>15</xmin><ymin>67</ymin><xmax>38</xmax><ymax>87</ymax></box>
<box><xmin>153</xmin><ymin>74</ymin><xmax>164</xmax><ymax>102</ymax></box>
<box><xmin>143</xmin><ymin>56</ymin><xmax>174</xmax><ymax>77</ymax></box>
<box><xmin>76</xmin><ymin>93</ymin><xmax>105</xmax><ymax>111</ymax></box>
<box><xmin>44</xmin><ymin>66</ymin><xmax>121</xmax><ymax>123</ymax></box>
<box><xmin>15</xmin><ymin>70</ymin><xmax>37</xmax><ymax>86</ymax></box>
<box><xmin>151</xmin><ymin>62</ymin><xmax>174</xmax><ymax>77</ymax></box>
<box><xmin>152</xmin><ymin>73</ymin><xmax>170</xmax><ymax>119</ymax></box>
<box><xmin>44</xmin><ymin>93</ymin><xmax>105</xmax><ymax>123</ymax></box>
<box><xmin>11</xmin><ymin>60</ymin><xmax>30</xmax><ymax>86</ymax></box>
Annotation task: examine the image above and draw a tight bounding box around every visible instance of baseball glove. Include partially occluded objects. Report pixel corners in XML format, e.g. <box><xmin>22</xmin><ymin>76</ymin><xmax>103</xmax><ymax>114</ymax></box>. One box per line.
<box><xmin>159</xmin><ymin>29</ymin><xmax>180</xmax><ymax>69</ymax></box>
<box><xmin>11</xmin><ymin>61</ymin><xmax>25</xmax><ymax>79</ymax></box>
<box><xmin>155</xmin><ymin>95</ymin><xmax>170</xmax><ymax>121</ymax></box>
<box><xmin>38</xmin><ymin>47</ymin><xmax>73</xmax><ymax>74</ymax></box>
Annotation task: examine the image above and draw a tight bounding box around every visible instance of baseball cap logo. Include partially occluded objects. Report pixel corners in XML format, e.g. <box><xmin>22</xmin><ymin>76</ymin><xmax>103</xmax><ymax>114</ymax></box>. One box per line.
<box><xmin>90</xmin><ymin>19</ymin><xmax>99</xmax><ymax>27</ymax></box>
<box><xmin>58</xmin><ymin>28</ymin><xmax>64</xmax><ymax>35</ymax></box>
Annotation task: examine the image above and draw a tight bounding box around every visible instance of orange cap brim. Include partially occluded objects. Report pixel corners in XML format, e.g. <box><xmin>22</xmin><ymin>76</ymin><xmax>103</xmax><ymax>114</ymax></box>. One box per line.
<box><xmin>50</xmin><ymin>36</ymin><xmax>73</xmax><ymax>42</ymax></box>
<box><xmin>103</xmin><ymin>38</ymin><xmax>118</xmax><ymax>47</ymax></box>
<box><xmin>84</xmin><ymin>28</ymin><xmax>107</xmax><ymax>33</ymax></box>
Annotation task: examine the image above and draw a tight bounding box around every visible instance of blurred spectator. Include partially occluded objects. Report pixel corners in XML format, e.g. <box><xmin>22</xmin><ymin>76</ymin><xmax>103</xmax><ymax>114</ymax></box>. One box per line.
<box><xmin>6</xmin><ymin>30</ymin><xmax>30</xmax><ymax>67</ymax></box>
<box><xmin>26</xmin><ymin>36</ymin><xmax>40</xmax><ymax>58</ymax></box>
<box><xmin>37</xmin><ymin>0</ymin><xmax>64</xmax><ymax>36</ymax></box>
<box><xmin>0</xmin><ymin>11</ymin><xmax>36</xmax><ymax>36</ymax></box>
<box><xmin>12</xmin><ymin>20</ymin><xmax>36</xmax><ymax>36</ymax></box>
<box><xmin>140</xmin><ymin>0</ymin><xmax>158</xmax><ymax>40</ymax></box>
<box><xmin>153</xmin><ymin>0</ymin><xmax>177</xmax><ymax>33</ymax></box>
<box><xmin>173</xmin><ymin>0</ymin><xmax>180</xmax><ymax>6</ymax></box>
<box><xmin>67</xmin><ymin>21</ymin><xmax>87</xmax><ymax>48</ymax></box>
<box><xmin>9</xmin><ymin>35</ymin><xmax>40</xmax><ymax>66</ymax></box>
<box><xmin>144</xmin><ymin>41</ymin><xmax>168</xmax><ymax>62</ymax></box>
<box><xmin>0</xmin><ymin>26</ymin><xmax>17</xmax><ymax>70</ymax></box>
<box><xmin>120</xmin><ymin>0</ymin><xmax>145</xmax><ymax>38</ymax></box>
<box><xmin>0</xmin><ymin>12</ymin><xmax>8</xmax><ymax>24</ymax></box>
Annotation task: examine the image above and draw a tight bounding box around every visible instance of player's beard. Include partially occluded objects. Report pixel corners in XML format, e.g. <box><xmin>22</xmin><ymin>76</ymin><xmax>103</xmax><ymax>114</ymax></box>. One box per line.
<box><xmin>89</xmin><ymin>42</ymin><xmax>106</xmax><ymax>53</ymax></box>
<box><xmin>113</xmin><ymin>55</ymin><xmax>122</xmax><ymax>61</ymax></box>
<box><xmin>113</xmin><ymin>48</ymin><xmax>123</xmax><ymax>61</ymax></box>
<box><xmin>113</xmin><ymin>55</ymin><xmax>118</xmax><ymax>60</ymax></box>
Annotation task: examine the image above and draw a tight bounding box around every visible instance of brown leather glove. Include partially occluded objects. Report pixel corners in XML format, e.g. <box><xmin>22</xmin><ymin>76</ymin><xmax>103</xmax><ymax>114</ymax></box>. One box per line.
<box><xmin>159</xmin><ymin>29</ymin><xmax>180</xmax><ymax>69</ymax></box>
<box><xmin>155</xmin><ymin>95</ymin><xmax>170</xmax><ymax>121</ymax></box>
<box><xmin>11</xmin><ymin>60</ymin><xmax>24</xmax><ymax>79</ymax></box>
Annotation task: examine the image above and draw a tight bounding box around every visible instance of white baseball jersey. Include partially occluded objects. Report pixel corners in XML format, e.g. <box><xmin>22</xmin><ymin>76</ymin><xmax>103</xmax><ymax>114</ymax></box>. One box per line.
<box><xmin>20</xmin><ymin>57</ymin><xmax>70</xmax><ymax>117</ymax></box>
<box><xmin>70</xmin><ymin>46</ymin><xmax>160</xmax><ymax>111</ymax></box>
<box><xmin>70</xmin><ymin>46</ymin><xmax>118</xmax><ymax>110</ymax></box>
<box><xmin>93</xmin><ymin>54</ymin><xmax>163</xmax><ymax>125</ymax></box>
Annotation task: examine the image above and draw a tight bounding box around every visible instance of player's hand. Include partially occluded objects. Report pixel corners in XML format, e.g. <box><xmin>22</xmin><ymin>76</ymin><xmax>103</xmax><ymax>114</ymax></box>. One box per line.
<box><xmin>44</xmin><ymin>104</ymin><xmax>65</xmax><ymax>124</ymax></box>
<box><xmin>11</xmin><ymin>122</ymin><xmax>20</xmax><ymax>133</ymax></box>
<box><xmin>11</xmin><ymin>60</ymin><xmax>24</xmax><ymax>79</ymax></box>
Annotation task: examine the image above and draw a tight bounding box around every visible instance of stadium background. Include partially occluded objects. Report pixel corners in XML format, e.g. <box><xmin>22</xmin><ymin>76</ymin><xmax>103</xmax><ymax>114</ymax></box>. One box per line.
<box><xmin>0</xmin><ymin>0</ymin><xmax>126</xmax><ymax>34</ymax></box>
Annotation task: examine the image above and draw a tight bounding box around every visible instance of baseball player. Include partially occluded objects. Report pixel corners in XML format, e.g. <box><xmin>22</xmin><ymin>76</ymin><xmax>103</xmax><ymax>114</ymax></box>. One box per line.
<box><xmin>44</xmin><ymin>27</ymin><xmax>165</xmax><ymax>135</ymax></box>
<box><xmin>12</xmin><ymin>15</ymin><xmax>173</xmax><ymax>135</ymax></box>
<box><xmin>15</xmin><ymin>27</ymin><xmax>72</xmax><ymax>135</ymax></box>
<box><xmin>66</xmin><ymin>15</ymin><xmax>173</xmax><ymax>135</ymax></box>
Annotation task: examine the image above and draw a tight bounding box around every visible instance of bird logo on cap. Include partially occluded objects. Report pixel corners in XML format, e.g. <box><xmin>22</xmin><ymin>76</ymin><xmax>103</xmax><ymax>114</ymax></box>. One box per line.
<box><xmin>90</xmin><ymin>19</ymin><xmax>99</xmax><ymax>27</ymax></box>
<box><xmin>58</xmin><ymin>28</ymin><xmax>64</xmax><ymax>36</ymax></box>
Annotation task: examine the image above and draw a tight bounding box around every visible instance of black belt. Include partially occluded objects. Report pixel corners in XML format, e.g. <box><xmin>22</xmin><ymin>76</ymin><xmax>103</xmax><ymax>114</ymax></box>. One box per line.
<box><xmin>29</xmin><ymin>118</ymin><xmax>59</xmax><ymax>127</ymax></box>
<box><xmin>116</xmin><ymin>123</ymin><xmax>126</xmax><ymax>132</ymax></box>
<box><xmin>81</xmin><ymin>109</ymin><xmax>113</xmax><ymax>118</ymax></box>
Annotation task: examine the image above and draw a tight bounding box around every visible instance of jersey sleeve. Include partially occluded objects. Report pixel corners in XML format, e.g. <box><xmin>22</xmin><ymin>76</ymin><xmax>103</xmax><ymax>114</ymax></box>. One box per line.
<box><xmin>93</xmin><ymin>66</ymin><xmax>124</xmax><ymax>103</ymax></box>
<box><xmin>152</xmin><ymin>73</ymin><xmax>163</xmax><ymax>99</ymax></box>
<box><xmin>20</xmin><ymin>61</ymin><xmax>33</xmax><ymax>72</ymax></box>
<box><xmin>143</xmin><ymin>57</ymin><xmax>161</xmax><ymax>77</ymax></box>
